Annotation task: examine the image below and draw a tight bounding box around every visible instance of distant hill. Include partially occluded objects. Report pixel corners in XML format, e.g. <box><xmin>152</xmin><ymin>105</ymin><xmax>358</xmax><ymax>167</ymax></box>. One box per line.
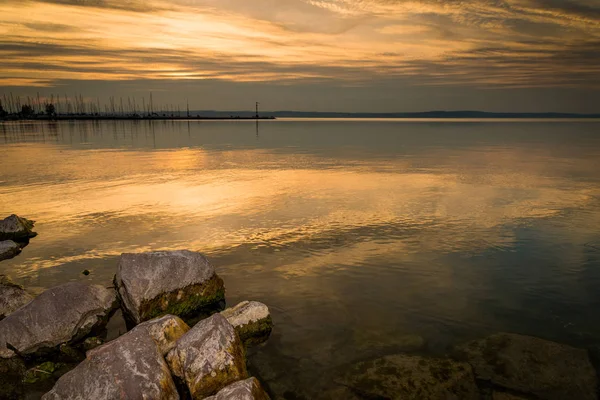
<box><xmin>191</xmin><ymin>110</ymin><xmax>600</xmax><ymax>119</ymax></box>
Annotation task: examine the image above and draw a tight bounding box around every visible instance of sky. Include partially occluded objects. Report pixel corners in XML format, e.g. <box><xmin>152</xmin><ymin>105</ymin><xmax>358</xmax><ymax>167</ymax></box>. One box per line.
<box><xmin>1</xmin><ymin>0</ymin><xmax>599</xmax><ymax>113</ymax></box>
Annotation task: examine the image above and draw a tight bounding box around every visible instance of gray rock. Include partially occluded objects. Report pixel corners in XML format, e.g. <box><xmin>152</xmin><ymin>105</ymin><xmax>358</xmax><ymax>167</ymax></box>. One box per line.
<box><xmin>221</xmin><ymin>301</ymin><xmax>272</xmax><ymax>345</ymax></box>
<box><xmin>0</xmin><ymin>240</ymin><xmax>21</xmax><ymax>261</ymax></box>
<box><xmin>338</xmin><ymin>354</ymin><xmax>480</xmax><ymax>400</ymax></box>
<box><xmin>456</xmin><ymin>332</ymin><xmax>598</xmax><ymax>400</ymax></box>
<box><xmin>0</xmin><ymin>282</ymin><xmax>117</xmax><ymax>359</ymax></box>
<box><xmin>42</xmin><ymin>321</ymin><xmax>179</xmax><ymax>400</ymax></box>
<box><xmin>130</xmin><ymin>314</ymin><xmax>190</xmax><ymax>356</ymax></box>
<box><xmin>0</xmin><ymin>275</ymin><xmax>33</xmax><ymax>319</ymax></box>
<box><xmin>166</xmin><ymin>313</ymin><xmax>247</xmax><ymax>398</ymax></box>
<box><xmin>205</xmin><ymin>378</ymin><xmax>270</xmax><ymax>400</ymax></box>
<box><xmin>0</xmin><ymin>214</ymin><xmax>36</xmax><ymax>241</ymax></box>
<box><xmin>115</xmin><ymin>250</ymin><xmax>225</xmax><ymax>324</ymax></box>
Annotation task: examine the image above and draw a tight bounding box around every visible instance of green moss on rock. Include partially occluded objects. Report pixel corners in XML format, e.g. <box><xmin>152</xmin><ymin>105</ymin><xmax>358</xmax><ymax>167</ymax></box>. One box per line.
<box><xmin>22</xmin><ymin>361</ymin><xmax>61</xmax><ymax>384</ymax></box>
<box><xmin>138</xmin><ymin>274</ymin><xmax>225</xmax><ymax>322</ymax></box>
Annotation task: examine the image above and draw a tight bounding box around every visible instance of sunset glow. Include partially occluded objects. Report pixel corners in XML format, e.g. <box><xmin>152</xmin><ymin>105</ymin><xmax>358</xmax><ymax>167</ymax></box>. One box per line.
<box><xmin>1</xmin><ymin>0</ymin><xmax>599</xmax><ymax>111</ymax></box>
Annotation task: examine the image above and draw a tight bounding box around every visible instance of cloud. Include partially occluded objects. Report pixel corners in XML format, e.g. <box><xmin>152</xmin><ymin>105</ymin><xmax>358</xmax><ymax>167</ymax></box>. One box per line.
<box><xmin>0</xmin><ymin>0</ymin><xmax>599</xmax><ymax>91</ymax></box>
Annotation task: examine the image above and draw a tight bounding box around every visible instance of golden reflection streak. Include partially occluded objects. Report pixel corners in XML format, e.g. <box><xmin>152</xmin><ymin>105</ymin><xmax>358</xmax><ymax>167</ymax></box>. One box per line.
<box><xmin>1</xmin><ymin>145</ymin><xmax>598</xmax><ymax>274</ymax></box>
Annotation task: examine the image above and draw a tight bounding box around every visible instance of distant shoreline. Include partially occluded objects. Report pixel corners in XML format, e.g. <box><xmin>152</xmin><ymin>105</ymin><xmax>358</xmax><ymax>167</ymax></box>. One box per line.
<box><xmin>1</xmin><ymin>111</ymin><xmax>599</xmax><ymax>121</ymax></box>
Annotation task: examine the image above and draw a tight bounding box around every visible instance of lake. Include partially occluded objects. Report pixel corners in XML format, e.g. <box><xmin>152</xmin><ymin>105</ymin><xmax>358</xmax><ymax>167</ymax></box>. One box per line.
<box><xmin>1</xmin><ymin>119</ymin><xmax>600</xmax><ymax>398</ymax></box>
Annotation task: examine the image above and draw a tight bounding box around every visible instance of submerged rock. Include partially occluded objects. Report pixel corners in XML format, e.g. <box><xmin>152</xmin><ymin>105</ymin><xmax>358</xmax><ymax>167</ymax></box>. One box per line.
<box><xmin>221</xmin><ymin>301</ymin><xmax>272</xmax><ymax>345</ymax></box>
<box><xmin>42</xmin><ymin>320</ymin><xmax>179</xmax><ymax>400</ymax></box>
<box><xmin>0</xmin><ymin>282</ymin><xmax>117</xmax><ymax>359</ymax></box>
<box><xmin>337</xmin><ymin>354</ymin><xmax>480</xmax><ymax>400</ymax></box>
<box><xmin>492</xmin><ymin>392</ymin><xmax>529</xmax><ymax>400</ymax></box>
<box><xmin>456</xmin><ymin>332</ymin><xmax>598</xmax><ymax>400</ymax></box>
<box><xmin>205</xmin><ymin>378</ymin><xmax>270</xmax><ymax>400</ymax></box>
<box><xmin>0</xmin><ymin>240</ymin><xmax>21</xmax><ymax>261</ymax></box>
<box><xmin>115</xmin><ymin>250</ymin><xmax>225</xmax><ymax>324</ymax></box>
<box><xmin>0</xmin><ymin>214</ymin><xmax>36</xmax><ymax>242</ymax></box>
<box><xmin>0</xmin><ymin>275</ymin><xmax>33</xmax><ymax>319</ymax></box>
<box><xmin>166</xmin><ymin>313</ymin><xmax>247</xmax><ymax>398</ymax></box>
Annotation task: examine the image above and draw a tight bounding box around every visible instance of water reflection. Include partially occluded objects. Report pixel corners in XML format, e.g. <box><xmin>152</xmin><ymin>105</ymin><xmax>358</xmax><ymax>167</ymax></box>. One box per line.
<box><xmin>1</xmin><ymin>120</ymin><xmax>600</xmax><ymax>398</ymax></box>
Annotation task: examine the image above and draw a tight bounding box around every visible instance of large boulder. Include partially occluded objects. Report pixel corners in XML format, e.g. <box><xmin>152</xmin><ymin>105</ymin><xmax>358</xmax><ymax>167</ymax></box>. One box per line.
<box><xmin>0</xmin><ymin>240</ymin><xmax>21</xmax><ymax>261</ymax></box>
<box><xmin>0</xmin><ymin>275</ymin><xmax>33</xmax><ymax>319</ymax></box>
<box><xmin>166</xmin><ymin>313</ymin><xmax>247</xmax><ymax>398</ymax></box>
<box><xmin>115</xmin><ymin>250</ymin><xmax>225</xmax><ymax>324</ymax></box>
<box><xmin>0</xmin><ymin>214</ymin><xmax>36</xmax><ymax>242</ymax></box>
<box><xmin>42</xmin><ymin>318</ymin><xmax>180</xmax><ymax>400</ymax></box>
<box><xmin>205</xmin><ymin>378</ymin><xmax>270</xmax><ymax>400</ymax></box>
<box><xmin>455</xmin><ymin>332</ymin><xmax>598</xmax><ymax>400</ymax></box>
<box><xmin>0</xmin><ymin>282</ymin><xmax>117</xmax><ymax>359</ymax></box>
<box><xmin>337</xmin><ymin>354</ymin><xmax>480</xmax><ymax>400</ymax></box>
<box><xmin>221</xmin><ymin>301</ymin><xmax>272</xmax><ymax>345</ymax></box>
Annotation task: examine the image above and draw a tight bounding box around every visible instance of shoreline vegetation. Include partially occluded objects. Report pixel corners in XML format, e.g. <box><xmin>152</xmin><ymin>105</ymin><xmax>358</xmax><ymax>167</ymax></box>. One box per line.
<box><xmin>2</xmin><ymin>214</ymin><xmax>600</xmax><ymax>399</ymax></box>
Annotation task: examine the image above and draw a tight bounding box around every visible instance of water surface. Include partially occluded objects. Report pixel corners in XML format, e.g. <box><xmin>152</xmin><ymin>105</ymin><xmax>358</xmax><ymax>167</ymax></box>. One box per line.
<box><xmin>1</xmin><ymin>119</ymin><xmax>600</xmax><ymax>398</ymax></box>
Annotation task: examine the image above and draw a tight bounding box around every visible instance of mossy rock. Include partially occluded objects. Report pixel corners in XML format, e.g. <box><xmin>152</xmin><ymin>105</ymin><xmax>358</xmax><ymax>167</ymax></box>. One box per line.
<box><xmin>337</xmin><ymin>354</ymin><xmax>479</xmax><ymax>400</ymax></box>
<box><xmin>115</xmin><ymin>251</ymin><xmax>226</xmax><ymax>324</ymax></box>
<box><xmin>166</xmin><ymin>314</ymin><xmax>248</xmax><ymax>398</ymax></box>
<box><xmin>22</xmin><ymin>361</ymin><xmax>62</xmax><ymax>384</ymax></box>
<box><xmin>221</xmin><ymin>301</ymin><xmax>273</xmax><ymax>346</ymax></box>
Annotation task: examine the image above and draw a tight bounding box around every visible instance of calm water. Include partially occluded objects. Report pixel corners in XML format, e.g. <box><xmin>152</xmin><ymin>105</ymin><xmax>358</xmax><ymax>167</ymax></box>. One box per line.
<box><xmin>1</xmin><ymin>119</ymin><xmax>600</xmax><ymax>398</ymax></box>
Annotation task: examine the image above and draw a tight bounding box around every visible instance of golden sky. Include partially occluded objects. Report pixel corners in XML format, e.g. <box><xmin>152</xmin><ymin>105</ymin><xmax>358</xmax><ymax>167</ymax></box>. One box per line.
<box><xmin>1</xmin><ymin>0</ymin><xmax>599</xmax><ymax>111</ymax></box>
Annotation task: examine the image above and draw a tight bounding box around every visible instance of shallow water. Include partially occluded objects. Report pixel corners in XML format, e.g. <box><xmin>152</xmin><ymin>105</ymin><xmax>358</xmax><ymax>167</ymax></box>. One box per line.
<box><xmin>1</xmin><ymin>119</ymin><xmax>600</xmax><ymax>398</ymax></box>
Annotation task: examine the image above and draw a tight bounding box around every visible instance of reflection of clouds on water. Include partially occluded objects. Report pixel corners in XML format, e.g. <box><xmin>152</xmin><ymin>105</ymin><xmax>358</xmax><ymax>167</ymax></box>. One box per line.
<box><xmin>1</xmin><ymin>138</ymin><xmax>599</xmax><ymax>281</ymax></box>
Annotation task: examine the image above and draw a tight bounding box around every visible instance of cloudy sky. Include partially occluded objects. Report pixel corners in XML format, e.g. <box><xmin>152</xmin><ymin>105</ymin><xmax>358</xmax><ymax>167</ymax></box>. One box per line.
<box><xmin>1</xmin><ymin>0</ymin><xmax>599</xmax><ymax>112</ymax></box>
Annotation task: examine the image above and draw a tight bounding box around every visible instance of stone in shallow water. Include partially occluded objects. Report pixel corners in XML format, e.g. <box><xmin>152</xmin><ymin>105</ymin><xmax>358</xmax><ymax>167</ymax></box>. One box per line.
<box><xmin>338</xmin><ymin>354</ymin><xmax>480</xmax><ymax>400</ymax></box>
<box><xmin>0</xmin><ymin>214</ymin><xmax>36</xmax><ymax>242</ymax></box>
<box><xmin>0</xmin><ymin>240</ymin><xmax>21</xmax><ymax>262</ymax></box>
<box><xmin>455</xmin><ymin>332</ymin><xmax>598</xmax><ymax>400</ymax></box>
<box><xmin>0</xmin><ymin>282</ymin><xmax>117</xmax><ymax>359</ymax></box>
<box><xmin>205</xmin><ymin>378</ymin><xmax>270</xmax><ymax>400</ymax></box>
<box><xmin>115</xmin><ymin>250</ymin><xmax>225</xmax><ymax>324</ymax></box>
<box><xmin>42</xmin><ymin>321</ymin><xmax>179</xmax><ymax>400</ymax></box>
<box><xmin>221</xmin><ymin>301</ymin><xmax>272</xmax><ymax>345</ymax></box>
<box><xmin>0</xmin><ymin>275</ymin><xmax>33</xmax><ymax>319</ymax></box>
<box><xmin>166</xmin><ymin>313</ymin><xmax>247</xmax><ymax>399</ymax></box>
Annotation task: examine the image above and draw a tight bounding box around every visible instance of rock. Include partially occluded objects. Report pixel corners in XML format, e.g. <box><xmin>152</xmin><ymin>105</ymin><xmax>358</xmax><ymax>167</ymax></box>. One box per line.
<box><xmin>42</xmin><ymin>321</ymin><xmax>179</xmax><ymax>400</ymax></box>
<box><xmin>59</xmin><ymin>343</ymin><xmax>84</xmax><ymax>362</ymax></box>
<box><xmin>337</xmin><ymin>354</ymin><xmax>480</xmax><ymax>400</ymax></box>
<box><xmin>115</xmin><ymin>250</ymin><xmax>225</xmax><ymax>324</ymax></box>
<box><xmin>205</xmin><ymin>378</ymin><xmax>270</xmax><ymax>400</ymax></box>
<box><xmin>0</xmin><ymin>240</ymin><xmax>21</xmax><ymax>261</ymax></box>
<box><xmin>132</xmin><ymin>314</ymin><xmax>190</xmax><ymax>356</ymax></box>
<box><xmin>0</xmin><ymin>282</ymin><xmax>117</xmax><ymax>359</ymax></box>
<box><xmin>492</xmin><ymin>392</ymin><xmax>529</xmax><ymax>400</ymax></box>
<box><xmin>221</xmin><ymin>301</ymin><xmax>272</xmax><ymax>345</ymax></box>
<box><xmin>166</xmin><ymin>313</ymin><xmax>247</xmax><ymax>398</ymax></box>
<box><xmin>0</xmin><ymin>275</ymin><xmax>33</xmax><ymax>319</ymax></box>
<box><xmin>0</xmin><ymin>214</ymin><xmax>36</xmax><ymax>242</ymax></box>
<box><xmin>455</xmin><ymin>332</ymin><xmax>598</xmax><ymax>400</ymax></box>
<box><xmin>82</xmin><ymin>337</ymin><xmax>103</xmax><ymax>352</ymax></box>
<box><xmin>22</xmin><ymin>361</ymin><xmax>62</xmax><ymax>384</ymax></box>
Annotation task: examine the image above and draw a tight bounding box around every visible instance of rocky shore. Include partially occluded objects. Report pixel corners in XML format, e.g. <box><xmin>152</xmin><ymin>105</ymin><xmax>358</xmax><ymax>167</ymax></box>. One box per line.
<box><xmin>1</xmin><ymin>214</ymin><xmax>599</xmax><ymax>399</ymax></box>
